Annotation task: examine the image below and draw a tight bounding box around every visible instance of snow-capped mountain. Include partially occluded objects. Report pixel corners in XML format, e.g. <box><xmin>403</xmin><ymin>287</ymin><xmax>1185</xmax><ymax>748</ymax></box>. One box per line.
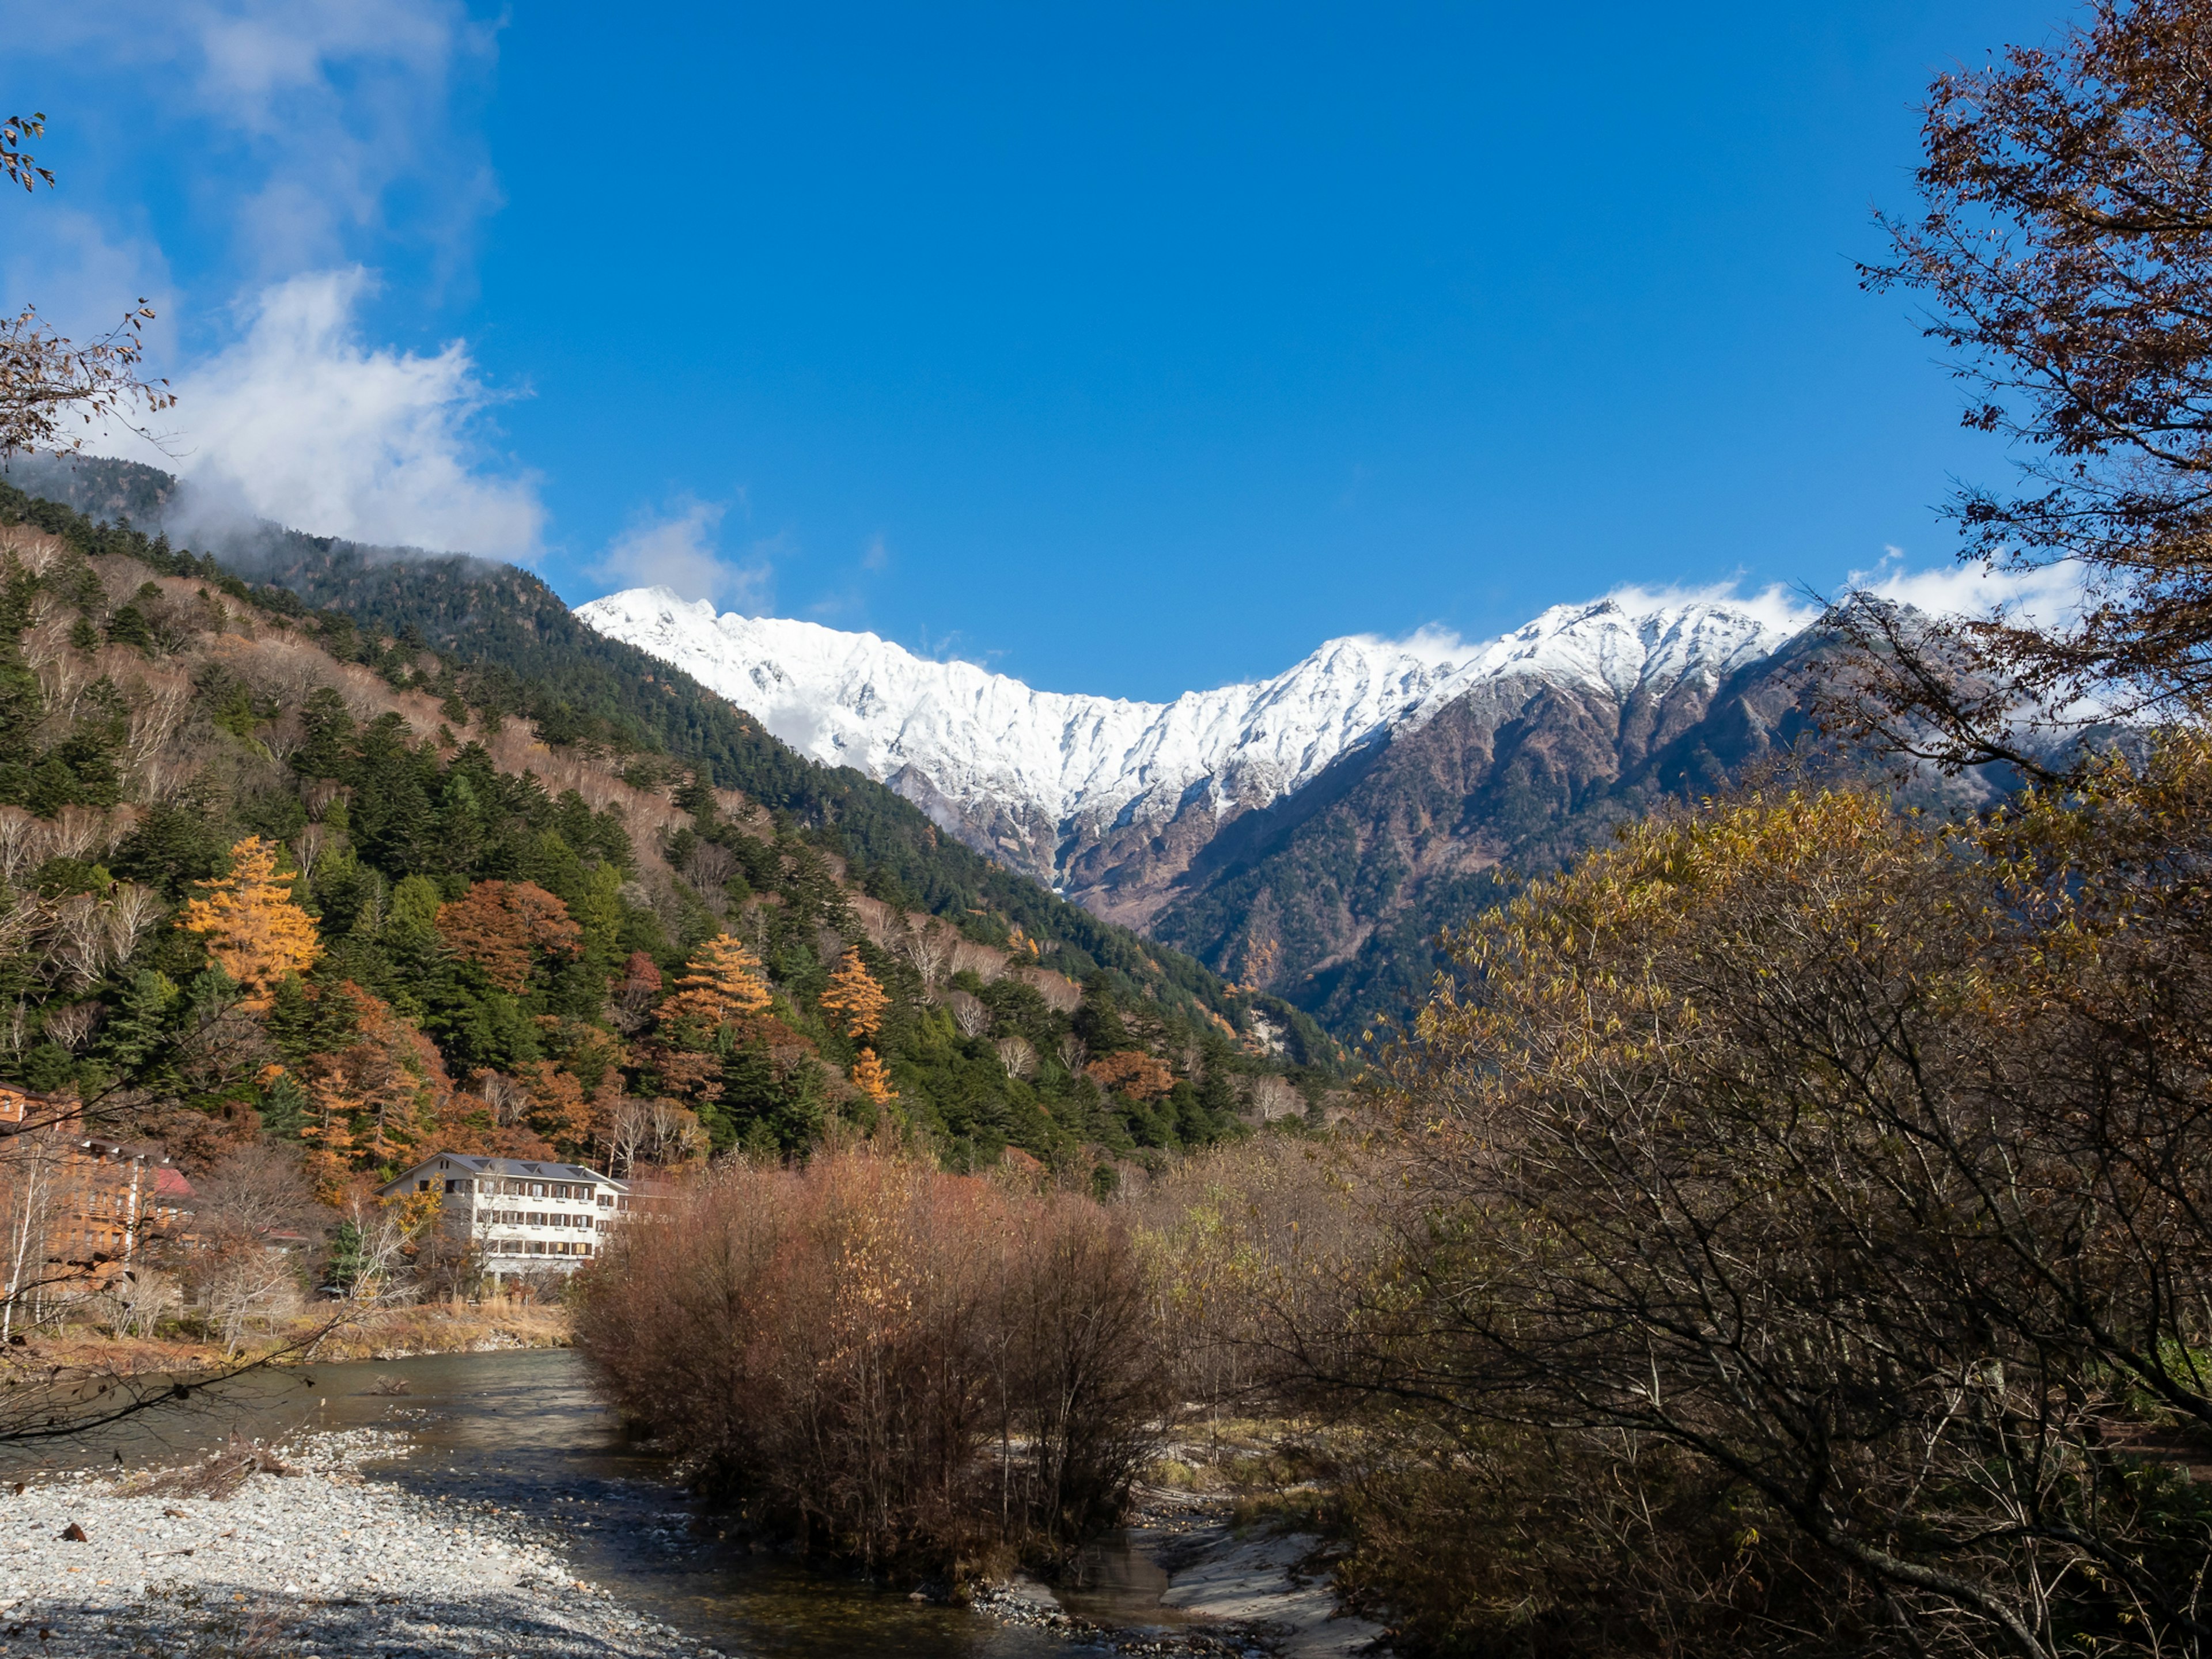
<box><xmin>576</xmin><ymin>586</ymin><xmax>1805</xmax><ymax>895</ymax></box>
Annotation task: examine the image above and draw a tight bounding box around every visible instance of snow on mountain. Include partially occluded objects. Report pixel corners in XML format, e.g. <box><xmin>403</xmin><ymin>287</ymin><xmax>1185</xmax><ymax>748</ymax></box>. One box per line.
<box><xmin>576</xmin><ymin>585</ymin><xmax>1805</xmax><ymax>882</ymax></box>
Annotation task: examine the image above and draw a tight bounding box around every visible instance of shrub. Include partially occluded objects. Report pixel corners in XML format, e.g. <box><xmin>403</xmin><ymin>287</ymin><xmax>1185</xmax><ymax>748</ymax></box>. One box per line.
<box><xmin>573</xmin><ymin>1146</ymin><xmax>1169</xmax><ymax>1570</ymax></box>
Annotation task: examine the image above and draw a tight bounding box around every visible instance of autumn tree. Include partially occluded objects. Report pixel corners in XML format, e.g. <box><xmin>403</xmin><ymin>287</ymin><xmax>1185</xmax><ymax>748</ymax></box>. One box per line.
<box><xmin>1363</xmin><ymin>766</ymin><xmax>2212</xmax><ymax>1657</ymax></box>
<box><xmin>1848</xmin><ymin>0</ymin><xmax>2212</xmax><ymax>772</ymax></box>
<box><xmin>434</xmin><ymin>880</ymin><xmax>582</xmax><ymax>993</ymax></box>
<box><xmin>302</xmin><ymin>985</ymin><xmax>452</xmax><ymax>1181</ymax></box>
<box><xmin>178</xmin><ymin>836</ymin><xmax>321</xmax><ymax>1012</ymax></box>
<box><xmin>519</xmin><ymin>1059</ymin><xmax>592</xmax><ymax>1155</ymax></box>
<box><xmin>1086</xmin><ymin>1050</ymin><xmax>1175</xmax><ymax>1103</ymax></box>
<box><xmin>849</xmin><ymin>1047</ymin><xmax>897</xmax><ymax>1106</ymax></box>
<box><xmin>658</xmin><ymin>934</ymin><xmax>772</xmax><ymax>1032</ymax></box>
<box><xmin>820</xmin><ymin>948</ymin><xmax>889</xmax><ymax>1040</ymax></box>
<box><xmin>0</xmin><ymin>111</ymin><xmax>175</xmax><ymax>459</ymax></box>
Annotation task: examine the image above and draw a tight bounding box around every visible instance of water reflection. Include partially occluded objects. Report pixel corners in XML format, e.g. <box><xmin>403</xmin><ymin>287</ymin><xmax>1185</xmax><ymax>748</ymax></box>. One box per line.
<box><xmin>7</xmin><ymin>1349</ymin><xmax>1128</xmax><ymax>1657</ymax></box>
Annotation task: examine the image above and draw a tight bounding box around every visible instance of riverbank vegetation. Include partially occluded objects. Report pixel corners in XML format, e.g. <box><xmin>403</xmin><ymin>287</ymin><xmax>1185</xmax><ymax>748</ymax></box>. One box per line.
<box><xmin>18</xmin><ymin>1298</ymin><xmax>569</xmax><ymax>1376</ymax></box>
<box><xmin>1159</xmin><ymin>8</ymin><xmax>2212</xmax><ymax>1653</ymax></box>
<box><xmin>575</xmin><ymin>1145</ymin><xmax>1168</xmax><ymax>1571</ymax></box>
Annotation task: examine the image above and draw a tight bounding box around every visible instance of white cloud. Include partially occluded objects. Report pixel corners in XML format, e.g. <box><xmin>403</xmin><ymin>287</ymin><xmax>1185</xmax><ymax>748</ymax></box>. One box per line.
<box><xmin>135</xmin><ymin>267</ymin><xmax>544</xmax><ymax>558</ymax></box>
<box><xmin>1599</xmin><ymin>579</ymin><xmax>1821</xmax><ymax>637</ymax></box>
<box><xmin>12</xmin><ymin>2</ymin><xmax>522</xmax><ymax>557</ymax></box>
<box><xmin>1847</xmin><ymin>547</ymin><xmax>2088</xmax><ymax>631</ymax></box>
<box><xmin>595</xmin><ymin>498</ymin><xmax>773</xmax><ymax>610</ymax></box>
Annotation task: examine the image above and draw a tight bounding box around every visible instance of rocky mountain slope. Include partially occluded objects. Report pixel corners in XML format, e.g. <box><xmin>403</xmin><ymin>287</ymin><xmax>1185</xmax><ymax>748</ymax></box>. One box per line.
<box><xmin>577</xmin><ymin>586</ymin><xmax>1800</xmax><ymax>925</ymax></box>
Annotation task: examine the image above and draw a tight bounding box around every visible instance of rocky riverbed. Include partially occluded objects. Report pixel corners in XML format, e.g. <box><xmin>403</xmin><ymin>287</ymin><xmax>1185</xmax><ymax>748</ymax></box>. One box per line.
<box><xmin>973</xmin><ymin>1486</ymin><xmax>1384</xmax><ymax>1659</ymax></box>
<box><xmin>0</xmin><ymin>1351</ymin><xmax>1385</xmax><ymax>1659</ymax></box>
<box><xmin>0</xmin><ymin>1429</ymin><xmax>711</xmax><ymax>1658</ymax></box>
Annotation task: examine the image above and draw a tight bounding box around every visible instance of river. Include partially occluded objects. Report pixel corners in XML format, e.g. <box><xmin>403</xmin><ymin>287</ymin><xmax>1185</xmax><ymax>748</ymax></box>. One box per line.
<box><xmin>3</xmin><ymin>1348</ymin><xmax>1202</xmax><ymax>1657</ymax></box>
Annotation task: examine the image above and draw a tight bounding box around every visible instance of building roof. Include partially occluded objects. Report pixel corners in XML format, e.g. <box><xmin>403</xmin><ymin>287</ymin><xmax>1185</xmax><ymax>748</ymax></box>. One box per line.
<box><xmin>377</xmin><ymin>1152</ymin><xmax>626</xmax><ymax>1192</ymax></box>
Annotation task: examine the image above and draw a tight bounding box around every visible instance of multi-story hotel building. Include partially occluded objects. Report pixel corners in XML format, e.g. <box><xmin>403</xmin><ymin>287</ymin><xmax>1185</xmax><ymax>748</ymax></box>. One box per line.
<box><xmin>376</xmin><ymin>1153</ymin><xmax>639</xmax><ymax>1276</ymax></box>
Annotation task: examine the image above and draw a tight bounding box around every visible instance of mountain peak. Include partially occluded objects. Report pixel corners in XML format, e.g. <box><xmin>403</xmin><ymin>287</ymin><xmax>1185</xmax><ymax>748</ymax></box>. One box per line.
<box><xmin>577</xmin><ymin>585</ymin><xmax>1804</xmax><ymax>890</ymax></box>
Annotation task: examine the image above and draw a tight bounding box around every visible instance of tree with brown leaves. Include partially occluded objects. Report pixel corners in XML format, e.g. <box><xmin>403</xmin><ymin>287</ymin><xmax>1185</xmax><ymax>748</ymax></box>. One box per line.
<box><xmin>0</xmin><ymin>111</ymin><xmax>173</xmax><ymax>459</ymax></box>
<box><xmin>1854</xmin><ymin>0</ymin><xmax>2212</xmax><ymax>771</ymax></box>
<box><xmin>1086</xmin><ymin>1050</ymin><xmax>1175</xmax><ymax>1104</ymax></box>
<box><xmin>434</xmin><ymin>880</ymin><xmax>582</xmax><ymax>994</ymax></box>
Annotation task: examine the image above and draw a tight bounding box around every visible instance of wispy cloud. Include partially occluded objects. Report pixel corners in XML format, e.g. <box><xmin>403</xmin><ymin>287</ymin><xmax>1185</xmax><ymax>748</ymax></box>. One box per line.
<box><xmin>20</xmin><ymin>0</ymin><xmax>498</xmax><ymax>281</ymax></box>
<box><xmin>13</xmin><ymin>1</ymin><xmax>516</xmax><ymax>554</ymax></box>
<box><xmin>1845</xmin><ymin>546</ymin><xmax>2087</xmax><ymax>630</ymax></box>
<box><xmin>1599</xmin><ymin>579</ymin><xmax>1821</xmax><ymax>636</ymax></box>
<box><xmin>594</xmin><ymin>498</ymin><xmax>774</xmax><ymax>610</ymax></box>
<box><xmin>149</xmin><ymin>268</ymin><xmax>544</xmax><ymax>559</ymax></box>
<box><xmin>1365</xmin><ymin>559</ymin><xmax>2085</xmax><ymax>670</ymax></box>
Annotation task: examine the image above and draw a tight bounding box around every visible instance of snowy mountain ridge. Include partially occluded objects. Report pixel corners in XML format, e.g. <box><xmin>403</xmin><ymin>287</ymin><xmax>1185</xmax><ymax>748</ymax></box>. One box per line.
<box><xmin>575</xmin><ymin>585</ymin><xmax>1806</xmax><ymax>884</ymax></box>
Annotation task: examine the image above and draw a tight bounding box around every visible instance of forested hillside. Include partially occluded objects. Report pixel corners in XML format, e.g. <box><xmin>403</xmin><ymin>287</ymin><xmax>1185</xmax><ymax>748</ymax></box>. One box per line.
<box><xmin>0</xmin><ymin>456</ymin><xmax>1336</xmax><ymax>1066</ymax></box>
<box><xmin>0</xmin><ymin>485</ymin><xmax>1327</xmax><ymax>1203</ymax></box>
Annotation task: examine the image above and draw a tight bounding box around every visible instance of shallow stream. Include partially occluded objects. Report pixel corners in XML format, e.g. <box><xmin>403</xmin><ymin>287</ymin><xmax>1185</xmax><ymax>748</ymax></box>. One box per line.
<box><xmin>5</xmin><ymin>1347</ymin><xmax>1184</xmax><ymax>1657</ymax></box>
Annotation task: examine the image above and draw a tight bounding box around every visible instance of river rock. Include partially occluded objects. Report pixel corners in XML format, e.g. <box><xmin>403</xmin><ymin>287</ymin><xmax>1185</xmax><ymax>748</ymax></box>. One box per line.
<box><xmin>0</xmin><ymin>1429</ymin><xmax>696</xmax><ymax>1657</ymax></box>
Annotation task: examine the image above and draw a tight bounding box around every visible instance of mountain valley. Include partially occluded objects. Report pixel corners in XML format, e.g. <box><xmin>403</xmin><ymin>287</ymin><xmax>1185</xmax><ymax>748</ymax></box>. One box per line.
<box><xmin>7</xmin><ymin>453</ymin><xmax>1967</xmax><ymax>1037</ymax></box>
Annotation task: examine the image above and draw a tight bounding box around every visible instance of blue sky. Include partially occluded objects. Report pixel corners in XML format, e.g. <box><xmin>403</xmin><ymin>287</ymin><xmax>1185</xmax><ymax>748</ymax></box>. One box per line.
<box><xmin>7</xmin><ymin>2</ymin><xmax>2063</xmax><ymax>700</ymax></box>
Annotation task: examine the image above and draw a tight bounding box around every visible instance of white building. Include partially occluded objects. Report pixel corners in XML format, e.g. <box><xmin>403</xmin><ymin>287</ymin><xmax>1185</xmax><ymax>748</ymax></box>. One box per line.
<box><xmin>376</xmin><ymin>1154</ymin><xmax>639</xmax><ymax>1278</ymax></box>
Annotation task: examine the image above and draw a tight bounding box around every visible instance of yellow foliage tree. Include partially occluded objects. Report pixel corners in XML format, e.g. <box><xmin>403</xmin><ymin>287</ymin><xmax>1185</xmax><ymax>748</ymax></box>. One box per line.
<box><xmin>850</xmin><ymin>1047</ymin><xmax>897</xmax><ymax>1105</ymax></box>
<box><xmin>179</xmin><ymin>836</ymin><xmax>322</xmax><ymax>1011</ymax></box>
<box><xmin>658</xmin><ymin>934</ymin><xmax>773</xmax><ymax>1031</ymax></box>
<box><xmin>820</xmin><ymin>948</ymin><xmax>890</xmax><ymax>1040</ymax></box>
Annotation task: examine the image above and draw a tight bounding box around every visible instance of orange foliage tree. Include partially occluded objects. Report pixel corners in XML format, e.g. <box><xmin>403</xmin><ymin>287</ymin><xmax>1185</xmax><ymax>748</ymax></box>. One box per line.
<box><xmin>434</xmin><ymin>880</ymin><xmax>583</xmax><ymax>993</ymax></box>
<box><xmin>850</xmin><ymin>1047</ymin><xmax>898</xmax><ymax>1105</ymax></box>
<box><xmin>303</xmin><ymin>984</ymin><xmax>454</xmax><ymax>1182</ymax></box>
<box><xmin>659</xmin><ymin>934</ymin><xmax>773</xmax><ymax>1032</ymax></box>
<box><xmin>177</xmin><ymin>836</ymin><xmax>321</xmax><ymax>1010</ymax></box>
<box><xmin>1087</xmin><ymin>1050</ymin><xmax>1176</xmax><ymax>1103</ymax></box>
<box><xmin>520</xmin><ymin>1059</ymin><xmax>593</xmax><ymax>1153</ymax></box>
<box><xmin>820</xmin><ymin>949</ymin><xmax>890</xmax><ymax>1040</ymax></box>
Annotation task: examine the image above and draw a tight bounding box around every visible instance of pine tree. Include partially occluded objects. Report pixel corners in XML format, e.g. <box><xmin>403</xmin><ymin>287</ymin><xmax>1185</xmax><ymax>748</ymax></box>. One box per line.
<box><xmin>178</xmin><ymin>836</ymin><xmax>322</xmax><ymax>1011</ymax></box>
<box><xmin>819</xmin><ymin>948</ymin><xmax>889</xmax><ymax>1040</ymax></box>
<box><xmin>259</xmin><ymin>1065</ymin><xmax>309</xmax><ymax>1140</ymax></box>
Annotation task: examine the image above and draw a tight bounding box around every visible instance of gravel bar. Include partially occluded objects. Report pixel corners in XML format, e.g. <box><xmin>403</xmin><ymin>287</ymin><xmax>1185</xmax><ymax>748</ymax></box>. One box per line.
<box><xmin>0</xmin><ymin>1430</ymin><xmax>722</xmax><ymax>1658</ymax></box>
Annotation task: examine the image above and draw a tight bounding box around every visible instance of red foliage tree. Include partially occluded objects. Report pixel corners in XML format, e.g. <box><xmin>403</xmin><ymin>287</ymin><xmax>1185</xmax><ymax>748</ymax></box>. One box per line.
<box><xmin>434</xmin><ymin>880</ymin><xmax>584</xmax><ymax>993</ymax></box>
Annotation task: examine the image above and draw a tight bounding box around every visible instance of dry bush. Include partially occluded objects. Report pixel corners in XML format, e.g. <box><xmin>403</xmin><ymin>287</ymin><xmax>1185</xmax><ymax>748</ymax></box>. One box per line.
<box><xmin>124</xmin><ymin>1434</ymin><xmax>302</xmax><ymax>1499</ymax></box>
<box><xmin>1131</xmin><ymin>1137</ymin><xmax>1396</xmax><ymax>1441</ymax></box>
<box><xmin>575</xmin><ymin>1146</ymin><xmax>1169</xmax><ymax>1570</ymax></box>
